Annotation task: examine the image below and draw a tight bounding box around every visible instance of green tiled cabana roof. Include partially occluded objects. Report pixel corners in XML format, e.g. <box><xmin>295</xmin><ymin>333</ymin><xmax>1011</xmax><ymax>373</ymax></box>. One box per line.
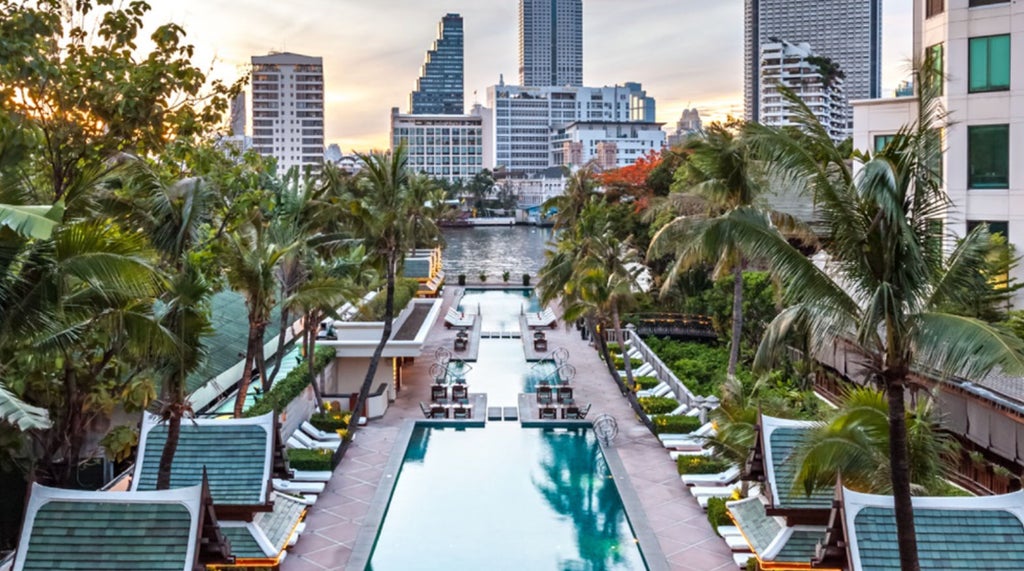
<box><xmin>761</xmin><ymin>415</ymin><xmax>831</xmax><ymax>509</ymax></box>
<box><xmin>219</xmin><ymin>526</ymin><xmax>269</xmax><ymax>559</ymax></box>
<box><xmin>14</xmin><ymin>484</ymin><xmax>203</xmax><ymax>571</ymax></box>
<box><xmin>132</xmin><ymin>412</ymin><xmax>274</xmax><ymax>506</ymax></box>
<box><xmin>844</xmin><ymin>487</ymin><xmax>1024</xmax><ymax>570</ymax></box>
<box><xmin>217</xmin><ymin>493</ymin><xmax>307</xmax><ymax>562</ymax></box>
<box><xmin>727</xmin><ymin>496</ymin><xmax>827</xmax><ymax>563</ymax></box>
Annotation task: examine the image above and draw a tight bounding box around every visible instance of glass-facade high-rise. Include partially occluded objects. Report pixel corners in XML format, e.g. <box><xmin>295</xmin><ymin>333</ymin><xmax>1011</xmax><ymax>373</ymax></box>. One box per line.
<box><xmin>744</xmin><ymin>0</ymin><xmax>881</xmax><ymax>121</ymax></box>
<box><xmin>410</xmin><ymin>13</ymin><xmax>464</xmax><ymax>115</ymax></box>
<box><xmin>518</xmin><ymin>0</ymin><xmax>583</xmax><ymax>87</ymax></box>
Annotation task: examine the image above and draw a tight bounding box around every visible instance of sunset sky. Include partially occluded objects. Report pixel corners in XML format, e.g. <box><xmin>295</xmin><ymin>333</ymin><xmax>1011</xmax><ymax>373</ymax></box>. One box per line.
<box><xmin>150</xmin><ymin>0</ymin><xmax>913</xmax><ymax>152</ymax></box>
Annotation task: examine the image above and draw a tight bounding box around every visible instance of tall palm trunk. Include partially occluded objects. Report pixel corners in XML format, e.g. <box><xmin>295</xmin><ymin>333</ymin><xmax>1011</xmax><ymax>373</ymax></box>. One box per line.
<box><xmin>351</xmin><ymin>255</ymin><xmax>396</xmax><ymax>427</ymax></box>
<box><xmin>728</xmin><ymin>262</ymin><xmax>744</xmax><ymax>377</ymax></box>
<box><xmin>156</xmin><ymin>397</ymin><xmax>182</xmax><ymax>490</ymax></box>
<box><xmin>886</xmin><ymin>366</ymin><xmax>920</xmax><ymax>571</ymax></box>
<box><xmin>256</xmin><ymin>330</ymin><xmax>271</xmax><ymax>392</ymax></box>
<box><xmin>233</xmin><ymin>330</ymin><xmax>259</xmax><ymax>417</ymax></box>
<box><xmin>305</xmin><ymin>310</ymin><xmax>325</xmax><ymax>411</ymax></box>
<box><xmin>267</xmin><ymin>306</ymin><xmax>291</xmax><ymax>383</ymax></box>
<box><xmin>611</xmin><ymin>304</ymin><xmax>635</xmax><ymax>388</ymax></box>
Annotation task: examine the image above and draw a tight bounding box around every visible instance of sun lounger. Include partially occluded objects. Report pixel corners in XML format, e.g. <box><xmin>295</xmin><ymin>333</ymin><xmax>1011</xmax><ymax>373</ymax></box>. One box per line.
<box><xmin>272</xmin><ymin>479</ymin><xmax>326</xmax><ymax>495</ymax></box>
<box><xmin>725</xmin><ymin>535</ymin><xmax>751</xmax><ymax>551</ymax></box>
<box><xmin>444</xmin><ymin>307</ymin><xmax>473</xmax><ymax>328</ymax></box>
<box><xmin>632</xmin><ymin>363</ymin><xmax>655</xmax><ymax>377</ymax></box>
<box><xmin>290</xmin><ymin>431</ymin><xmax>341</xmax><ymax>452</ymax></box>
<box><xmin>526</xmin><ymin>308</ymin><xmax>557</xmax><ymax>329</ymax></box>
<box><xmin>419</xmin><ymin>402</ymin><xmax>432</xmax><ymax>418</ymax></box>
<box><xmin>277</xmin><ymin>492</ymin><xmax>317</xmax><ymax>506</ymax></box>
<box><xmin>681</xmin><ymin>466</ymin><xmax>741</xmax><ymax>487</ymax></box>
<box><xmin>637</xmin><ymin>382</ymin><xmax>670</xmax><ymax>398</ymax></box>
<box><xmin>717</xmin><ymin>525</ymin><xmax>742</xmax><ymax>538</ymax></box>
<box><xmin>291</xmin><ymin>469</ymin><xmax>333</xmax><ymax>482</ymax></box>
<box><xmin>301</xmin><ymin>421</ymin><xmax>342</xmax><ymax>442</ymax></box>
<box><xmin>578</xmin><ymin>403</ymin><xmax>591</xmax><ymax>419</ymax></box>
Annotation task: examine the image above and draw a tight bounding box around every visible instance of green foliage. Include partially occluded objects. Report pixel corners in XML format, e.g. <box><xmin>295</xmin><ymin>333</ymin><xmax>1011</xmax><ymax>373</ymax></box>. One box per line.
<box><xmin>693</xmin><ymin>271</ymin><xmax>778</xmax><ymax>350</ymax></box>
<box><xmin>287</xmin><ymin>448</ymin><xmax>333</xmax><ymax>471</ymax></box>
<box><xmin>644</xmin><ymin>337</ymin><xmax>730</xmax><ymax>396</ymax></box>
<box><xmin>638</xmin><ymin>396</ymin><xmax>679</xmax><ymax>415</ymax></box>
<box><xmin>100</xmin><ymin>425</ymin><xmax>138</xmax><ymax>463</ymax></box>
<box><xmin>357</xmin><ymin>279</ymin><xmax>419</xmax><ymax>321</ymax></box>
<box><xmin>522</xmin><ymin>273</ymin><xmax>530</xmax><ymax>286</ymax></box>
<box><xmin>705</xmin><ymin>496</ymin><xmax>733</xmax><ymax>529</ymax></box>
<box><xmin>502</xmin><ymin>270</ymin><xmax>510</xmax><ymax>283</ymax></box>
<box><xmin>677</xmin><ymin>455</ymin><xmax>732</xmax><ymax>475</ymax></box>
<box><xmin>634</xmin><ymin>376</ymin><xmax>660</xmax><ymax>390</ymax></box>
<box><xmin>245</xmin><ymin>346</ymin><xmax>334</xmax><ymax>417</ymax></box>
<box><xmin>309</xmin><ymin>411</ymin><xmax>349</xmax><ymax>432</ymax></box>
<box><xmin>612</xmin><ymin>355</ymin><xmax>643</xmax><ymax>370</ymax></box>
<box><xmin>478</xmin><ymin>271</ymin><xmax>487</xmax><ymax>282</ymax></box>
<box><xmin>652</xmin><ymin>414</ymin><xmax>703</xmax><ymax>434</ymax></box>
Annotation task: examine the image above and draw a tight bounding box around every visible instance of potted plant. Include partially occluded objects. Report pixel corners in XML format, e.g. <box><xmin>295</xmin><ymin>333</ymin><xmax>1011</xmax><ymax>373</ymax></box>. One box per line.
<box><xmin>478</xmin><ymin>271</ymin><xmax>487</xmax><ymax>282</ymax></box>
<box><xmin>458</xmin><ymin>274</ymin><xmax>466</xmax><ymax>286</ymax></box>
<box><xmin>522</xmin><ymin>273</ymin><xmax>530</xmax><ymax>286</ymax></box>
<box><xmin>502</xmin><ymin>270</ymin><xmax>510</xmax><ymax>283</ymax></box>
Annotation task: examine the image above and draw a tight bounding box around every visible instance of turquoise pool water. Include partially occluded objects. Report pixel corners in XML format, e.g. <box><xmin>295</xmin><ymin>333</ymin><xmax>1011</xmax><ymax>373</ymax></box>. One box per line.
<box><xmin>457</xmin><ymin>288</ymin><xmax>541</xmax><ymax>332</ymax></box>
<box><xmin>446</xmin><ymin>341</ymin><xmax>558</xmax><ymax>406</ymax></box>
<box><xmin>367</xmin><ymin>424</ymin><xmax>647</xmax><ymax>571</ymax></box>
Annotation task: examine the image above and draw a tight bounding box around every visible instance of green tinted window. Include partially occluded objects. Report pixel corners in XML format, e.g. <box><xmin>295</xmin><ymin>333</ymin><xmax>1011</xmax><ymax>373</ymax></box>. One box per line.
<box><xmin>969</xmin><ymin>35</ymin><xmax>1010</xmax><ymax>92</ymax></box>
<box><xmin>968</xmin><ymin>124</ymin><xmax>1009</xmax><ymax>189</ymax></box>
<box><xmin>874</xmin><ymin>134</ymin><xmax>896</xmax><ymax>153</ymax></box>
<box><xmin>929</xmin><ymin>43</ymin><xmax>944</xmax><ymax>94</ymax></box>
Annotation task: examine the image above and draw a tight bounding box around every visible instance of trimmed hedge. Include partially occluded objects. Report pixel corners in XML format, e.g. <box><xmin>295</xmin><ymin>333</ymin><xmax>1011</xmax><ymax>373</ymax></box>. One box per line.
<box><xmin>652</xmin><ymin>414</ymin><xmax>703</xmax><ymax>434</ymax></box>
<box><xmin>639</xmin><ymin>396</ymin><xmax>679</xmax><ymax>415</ymax></box>
<box><xmin>287</xmin><ymin>448</ymin><xmax>333</xmax><ymax>471</ymax></box>
<box><xmin>245</xmin><ymin>345</ymin><xmax>335</xmax><ymax>417</ymax></box>
<box><xmin>310</xmin><ymin>411</ymin><xmax>350</xmax><ymax>432</ymax></box>
<box><xmin>612</xmin><ymin>355</ymin><xmax>643</xmax><ymax>370</ymax></box>
<box><xmin>634</xmin><ymin>376</ymin><xmax>660</xmax><ymax>390</ymax></box>
<box><xmin>706</xmin><ymin>496</ymin><xmax>733</xmax><ymax>530</ymax></box>
<box><xmin>357</xmin><ymin>278</ymin><xmax>420</xmax><ymax>321</ymax></box>
<box><xmin>677</xmin><ymin>456</ymin><xmax>732</xmax><ymax>476</ymax></box>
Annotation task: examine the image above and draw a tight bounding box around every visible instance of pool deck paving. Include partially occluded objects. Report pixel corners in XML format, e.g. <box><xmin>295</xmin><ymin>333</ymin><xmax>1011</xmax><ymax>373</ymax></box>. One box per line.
<box><xmin>282</xmin><ymin>286</ymin><xmax>736</xmax><ymax>571</ymax></box>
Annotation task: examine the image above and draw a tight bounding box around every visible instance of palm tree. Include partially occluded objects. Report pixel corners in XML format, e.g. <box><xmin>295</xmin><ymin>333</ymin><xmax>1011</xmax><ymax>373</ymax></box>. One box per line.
<box><xmin>740</xmin><ymin>67</ymin><xmax>1024</xmax><ymax>571</ymax></box>
<box><xmin>341</xmin><ymin>145</ymin><xmax>438</xmax><ymax>426</ymax></box>
<box><xmin>542</xmin><ymin>165</ymin><xmax>599</xmax><ymax>233</ymax></box>
<box><xmin>648</xmin><ymin>124</ymin><xmax>799</xmax><ymax>377</ymax></box>
<box><xmin>793</xmin><ymin>387</ymin><xmax>957</xmax><ymax>497</ymax></box>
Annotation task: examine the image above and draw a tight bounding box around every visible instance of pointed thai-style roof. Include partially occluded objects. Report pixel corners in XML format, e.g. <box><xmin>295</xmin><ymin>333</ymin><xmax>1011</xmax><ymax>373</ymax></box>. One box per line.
<box><xmin>131</xmin><ymin>412</ymin><xmax>276</xmax><ymax>507</ymax></box>
<box><xmin>757</xmin><ymin>414</ymin><xmax>831</xmax><ymax>511</ymax></box>
<box><xmin>840</xmin><ymin>487</ymin><xmax>1024</xmax><ymax>570</ymax></box>
<box><xmin>727</xmin><ymin>496</ymin><xmax>831</xmax><ymax>570</ymax></box>
<box><xmin>219</xmin><ymin>492</ymin><xmax>307</xmax><ymax>566</ymax></box>
<box><xmin>13</xmin><ymin>482</ymin><xmax>230</xmax><ymax>571</ymax></box>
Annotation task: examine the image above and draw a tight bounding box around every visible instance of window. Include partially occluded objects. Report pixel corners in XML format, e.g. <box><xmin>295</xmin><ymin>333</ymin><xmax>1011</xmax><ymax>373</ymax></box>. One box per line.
<box><xmin>969</xmin><ymin>35</ymin><xmax>1010</xmax><ymax>92</ymax></box>
<box><xmin>970</xmin><ymin>0</ymin><xmax>1010</xmax><ymax>6</ymax></box>
<box><xmin>926</xmin><ymin>0</ymin><xmax>944</xmax><ymax>17</ymax></box>
<box><xmin>927</xmin><ymin>43</ymin><xmax>944</xmax><ymax>95</ymax></box>
<box><xmin>968</xmin><ymin>125</ymin><xmax>1009</xmax><ymax>189</ymax></box>
<box><xmin>874</xmin><ymin>134</ymin><xmax>896</xmax><ymax>153</ymax></box>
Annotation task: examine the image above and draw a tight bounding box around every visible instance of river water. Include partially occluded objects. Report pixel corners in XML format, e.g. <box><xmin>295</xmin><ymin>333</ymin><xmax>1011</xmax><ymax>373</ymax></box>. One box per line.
<box><xmin>441</xmin><ymin>225</ymin><xmax>554</xmax><ymax>279</ymax></box>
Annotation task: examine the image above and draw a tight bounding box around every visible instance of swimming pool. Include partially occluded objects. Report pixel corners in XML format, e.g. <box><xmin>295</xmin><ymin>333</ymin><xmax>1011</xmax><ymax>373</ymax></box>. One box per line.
<box><xmin>457</xmin><ymin>288</ymin><xmax>541</xmax><ymax>332</ymax></box>
<box><xmin>366</xmin><ymin>424</ymin><xmax>648</xmax><ymax>570</ymax></box>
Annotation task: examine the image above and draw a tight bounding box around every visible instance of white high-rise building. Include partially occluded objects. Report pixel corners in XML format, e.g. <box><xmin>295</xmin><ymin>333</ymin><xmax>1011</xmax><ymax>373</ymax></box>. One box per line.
<box><xmin>518</xmin><ymin>0</ymin><xmax>583</xmax><ymax>87</ymax></box>
<box><xmin>250</xmin><ymin>52</ymin><xmax>324</xmax><ymax>173</ymax></box>
<box><xmin>853</xmin><ymin>0</ymin><xmax>1024</xmax><ymax>302</ymax></box>
<box><xmin>760</xmin><ymin>41</ymin><xmax>852</xmax><ymax>142</ymax></box>
<box><xmin>390</xmin><ymin>107</ymin><xmax>483</xmax><ymax>182</ymax></box>
<box><xmin>744</xmin><ymin>0</ymin><xmax>881</xmax><ymax>121</ymax></box>
<box><xmin>485</xmin><ymin>82</ymin><xmax>656</xmax><ymax>173</ymax></box>
<box><xmin>551</xmin><ymin>121</ymin><xmax>665</xmax><ymax>170</ymax></box>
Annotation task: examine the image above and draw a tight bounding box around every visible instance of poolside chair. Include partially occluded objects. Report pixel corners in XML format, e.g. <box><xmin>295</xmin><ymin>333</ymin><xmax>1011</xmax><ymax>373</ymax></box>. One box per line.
<box><xmin>291</xmin><ymin>469</ymin><xmax>333</xmax><ymax>483</ymax></box>
<box><xmin>444</xmin><ymin>308</ymin><xmax>473</xmax><ymax>328</ymax></box>
<box><xmin>556</xmin><ymin>386</ymin><xmax>573</xmax><ymax>404</ymax></box>
<box><xmin>419</xmin><ymin>402</ymin><xmax>433</xmax><ymax>418</ymax></box>
<box><xmin>452</xmin><ymin>383</ymin><xmax>468</xmax><ymax>398</ymax></box>
<box><xmin>681</xmin><ymin>466</ymin><xmax>741</xmax><ymax>487</ymax></box>
<box><xmin>578</xmin><ymin>403</ymin><xmax>592</xmax><ymax>419</ymax></box>
<box><xmin>430</xmin><ymin>405</ymin><xmax>447</xmax><ymax>419</ymax></box>
<box><xmin>300</xmin><ymin>421</ymin><xmax>342</xmax><ymax>442</ymax></box>
<box><xmin>272</xmin><ymin>478</ymin><xmax>326</xmax><ymax>496</ymax></box>
<box><xmin>725</xmin><ymin>535</ymin><xmax>752</xmax><ymax>551</ymax></box>
<box><xmin>562</xmin><ymin>406</ymin><xmax>580</xmax><ymax>419</ymax></box>
<box><xmin>539</xmin><ymin>407</ymin><xmax>557</xmax><ymax>420</ymax></box>
<box><xmin>630</xmin><ymin>363</ymin><xmax>655</xmax><ymax>377</ymax></box>
<box><xmin>431</xmin><ymin>384</ymin><xmax>448</xmax><ymax>402</ymax></box>
<box><xmin>452</xmin><ymin>406</ymin><xmax>470</xmax><ymax>419</ymax></box>
<box><xmin>289</xmin><ymin>431</ymin><xmax>341</xmax><ymax>452</ymax></box>
<box><xmin>636</xmin><ymin>382</ymin><xmax>669</xmax><ymax>398</ymax></box>
<box><xmin>536</xmin><ymin>386</ymin><xmax>553</xmax><ymax>405</ymax></box>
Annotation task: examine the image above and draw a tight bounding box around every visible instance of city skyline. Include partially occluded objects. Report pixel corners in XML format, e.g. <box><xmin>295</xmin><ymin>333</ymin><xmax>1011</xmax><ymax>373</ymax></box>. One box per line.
<box><xmin>151</xmin><ymin>0</ymin><xmax>912</xmax><ymax>153</ymax></box>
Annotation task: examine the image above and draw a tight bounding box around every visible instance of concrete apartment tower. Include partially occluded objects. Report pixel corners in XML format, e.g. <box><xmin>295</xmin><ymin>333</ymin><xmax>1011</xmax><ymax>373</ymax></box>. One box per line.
<box><xmin>518</xmin><ymin>0</ymin><xmax>583</xmax><ymax>87</ymax></box>
<box><xmin>250</xmin><ymin>52</ymin><xmax>325</xmax><ymax>173</ymax></box>
<box><xmin>410</xmin><ymin>13</ymin><xmax>464</xmax><ymax>115</ymax></box>
<box><xmin>744</xmin><ymin>0</ymin><xmax>881</xmax><ymax>121</ymax></box>
<box><xmin>760</xmin><ymin>41</ymin><xmax>852</xmax><ymax>142</ymax></box>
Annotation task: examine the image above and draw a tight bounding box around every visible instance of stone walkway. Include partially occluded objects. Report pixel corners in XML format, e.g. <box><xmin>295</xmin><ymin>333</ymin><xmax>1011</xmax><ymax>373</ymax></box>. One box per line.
<box><xmin>282</xmin><ymin>287</ymin><xmax>735</xmax><ymax>570</ymax></box>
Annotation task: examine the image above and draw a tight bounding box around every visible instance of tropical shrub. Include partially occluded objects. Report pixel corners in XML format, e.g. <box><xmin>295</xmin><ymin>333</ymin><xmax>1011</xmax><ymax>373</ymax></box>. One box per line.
<box><xmin>502</xmin><ymin>270</ymin><xmax>510</xmax><ymax>283</ymax></box>
<box><xmin>644</xmin><ymin>337</ymin><xmax>730</xmax><ymax>396</ymax></box>
<box><xmin>639</xmin><ymin>396</ymin><xmax>679</xmax><ymax>415</ymax></box>
<box><xmin>245</xmin><ymin>346</ymin><xmax>334</xmax><ymax>417</ymax></box>
<box><xmin>705</xmin><ymin>496</ymin><xmax>733</xmax><ymax>530</ymax></box>
<box><xmin>634</xmin><ymin>376</ymin><xmax>660</xmax><ymax>390</ymax></box>
<box><xmin>458</xmin><ymin>274</ymin><xmax>466</xmax><ymax>286</ymax></box>
<box><xmin>612</xmin><ymin>355</ymin><xmax>643</xmax><ymax>369</ymax></box>
<box><xmin>310</xmin><ymin>411</ymin><xmax>350</xmax><ymax>432</ymax></box>
<box><xmin>652</xmin><ymin>414</ymin><xmax>703</xmax><ymax>434</ymax></box>
<box><xmin>287</xmin><ymin>448</ymin><xmax>333</xmax><ymax>471</ymax></box>
<box><xmin>522</xmin><ymin>273</ymin><xmax>530</xmax><ymax>286</ymax></box>
<box><xmin>677</xmin><ymin>455</ymin><xmax>732</xmax><ymax>475</ymax></box>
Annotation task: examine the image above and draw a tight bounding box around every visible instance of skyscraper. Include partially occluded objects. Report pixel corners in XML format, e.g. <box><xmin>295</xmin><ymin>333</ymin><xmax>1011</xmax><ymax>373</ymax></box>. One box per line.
<box><xmin>518</xmin><ymin>0</ymin><xmax>583</xmax><ymax>87</ymax></box>
<box><xmin>410</xmin><ymin>13</ymin><xmax>464</xmax><ymax>115</ymax></box>
<box><xmin>250</xmin><ymin>52</ymin><xmax>324</xmax><ymax>173</ymax></box>
<box><xmin>744</xmin><ymin>0</ymin><xmax>881</xmax><ymax>121</ymax></box>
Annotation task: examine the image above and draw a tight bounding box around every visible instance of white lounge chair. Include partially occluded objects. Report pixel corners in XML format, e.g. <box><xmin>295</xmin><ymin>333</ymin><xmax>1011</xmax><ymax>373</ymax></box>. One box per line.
<box><xmin>681</xmin><ymin>466</ymin><xmax>741</xmax><ymax>486</ymax></box>
<box><xmin>637</xmin><ymin>383</ymin><xmax>671</xmax><ymax>398</ymax></box>
<box><xmin>526</xmin><ymin>308</ymin><xmax>557</xmax><ymax>328</ymax></box>
<box><xmin>733</xmin><ymin>553</ymin><xmax>755</xmax><ymax>568</ymax></box>
<box><xmin>444</xmin><ymin>308</ymin><xmax>473</xmax><ymax>328</ymax></box>
<box><xmin>291</xmin><ymin>469</ymin><xmax>333</xmax><ymax>482</ymax></box>
<box><xmin>272</xmin><ymin>478</ymin><xmax>326</xmax><ymax>495</ymax></box>
<box><xmin>666</xmin><ymin>403</ymin><xmax>690</xmax><ymax>416</ymax></box>
<box><xmin>626</xmin><ymin>347</ymin><xmax>643</xmax><ymax>360</ymax></box>
<box><xmin>300</xmin><ymin>421</ymin><xmax>341</xmax><ymax>442</ymax></box>
<box><xmin>669</xmin><ymin>447</ymin><xmax>713</xmax><ymax>458</ymax></box>
<box><xmin>288</xmin><ymin>432</ymin><xmax>340</xmax><ymax>452</ymax></box>
<box><xmin>717</xmin><ymin>525</ymin><xmax>743</xmax><ymax>538</ymax></box>
<box><xmin>632</xmin><ymin>363</ymin><xmax>655</xmax><ymax>377</ymax></box>
<box><xmin>725</xmin><ymin>535</ymin><xmax>751</xmax><ymax>551</ymax></box>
